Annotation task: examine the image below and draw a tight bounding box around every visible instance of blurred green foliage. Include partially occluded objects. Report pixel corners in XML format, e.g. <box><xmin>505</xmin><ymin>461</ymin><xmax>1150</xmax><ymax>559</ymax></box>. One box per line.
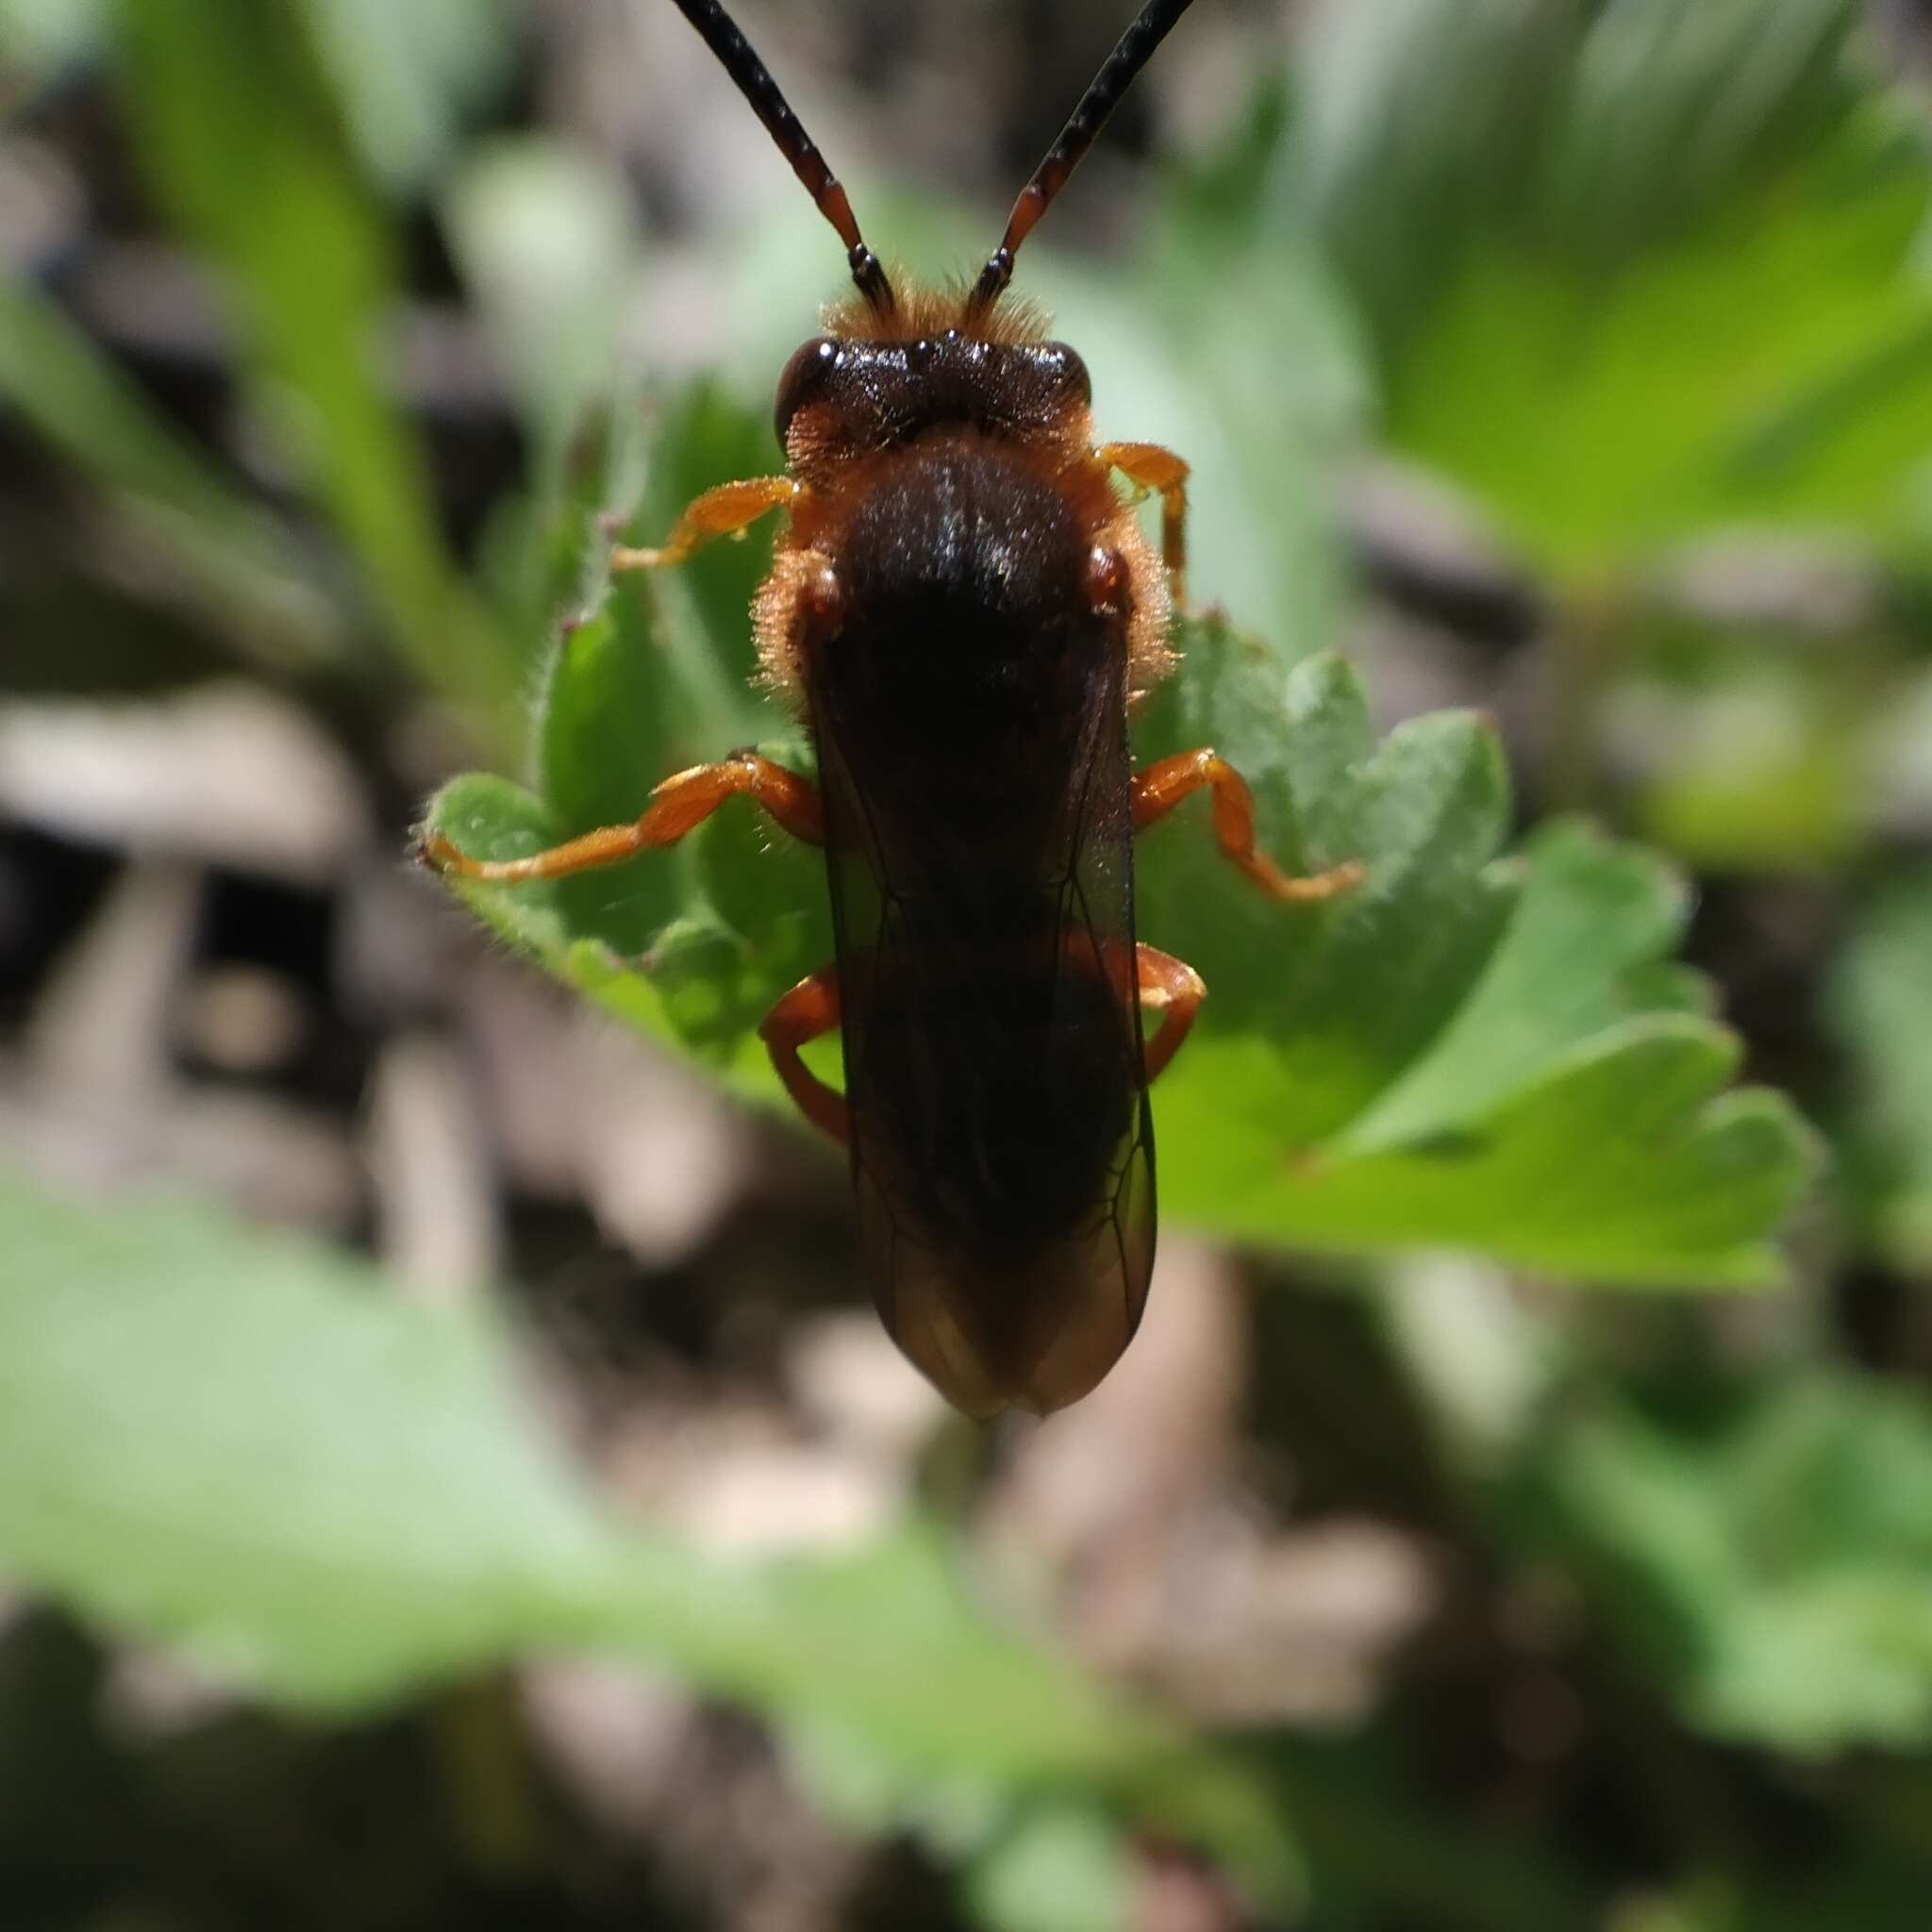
<box><xmin>1829</xmin><ymin>871</ymin><xmax>1932</xmax><ymax>1269</ymax></box>
<box><xmin>111</xmin><ymin>0</ymin><xmax>519</xmax><ymax>720</ymax></box>
<box><xmin>0</xmin><ymin>1174</ymin><xmax>1304</xmax><ymax>1913</ymax></box>
<box><xmin>1522</xmin><ymin>1374</ymin><xmax>1932</xmax><ymax>1752</ymax></box>
<box><xmin>6</xmin><ymin>0</ymin><xmax>1932</xmax><ymax>1926</ymax></box>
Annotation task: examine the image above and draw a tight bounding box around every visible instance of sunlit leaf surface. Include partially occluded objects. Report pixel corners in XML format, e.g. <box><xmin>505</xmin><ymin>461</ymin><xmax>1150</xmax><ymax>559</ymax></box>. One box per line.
<box><xmin>425</xmin><ymin>390</ymin><xmax>1817</xmax><ymax>1288</ymax></box>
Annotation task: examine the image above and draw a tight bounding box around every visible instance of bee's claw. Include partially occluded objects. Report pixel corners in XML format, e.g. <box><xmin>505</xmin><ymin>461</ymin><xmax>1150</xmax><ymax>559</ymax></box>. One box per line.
<box><xmin>413</xmin><ymin>829</ymin><xmax>458</xmax><ymax>874</ymax></box>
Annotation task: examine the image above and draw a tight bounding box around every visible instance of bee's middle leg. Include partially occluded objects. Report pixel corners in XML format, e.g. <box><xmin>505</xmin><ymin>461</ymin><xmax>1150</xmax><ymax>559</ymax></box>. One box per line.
<box><xmin>420</xmin><ymin>750</ymin><xmax>821</xmax><ymax>882</ymax></box>
<box><xmin>1132</xmin><ymin>750</ymin><xmax>1364</xmax><ymax>905</ymax></box>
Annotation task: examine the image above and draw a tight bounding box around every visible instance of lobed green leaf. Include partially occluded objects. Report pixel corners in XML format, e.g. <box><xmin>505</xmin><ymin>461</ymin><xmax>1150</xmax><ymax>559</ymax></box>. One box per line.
<box><xmin>424</xmin><ymin>392</ymin><xmax>1819</xmax><ymax>1287</ymax></box>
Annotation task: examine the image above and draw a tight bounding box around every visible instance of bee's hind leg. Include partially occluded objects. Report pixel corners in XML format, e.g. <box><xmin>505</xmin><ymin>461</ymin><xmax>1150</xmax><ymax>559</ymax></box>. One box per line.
<box><xmin>610</xmin><ymin>476</ymin><xmax>801</xmax><ymax>571</ymax></box>
<box><xmin>760</xmin><ymin>966</ymin><xmax>847</xmax><ymax>1145</ymax></box>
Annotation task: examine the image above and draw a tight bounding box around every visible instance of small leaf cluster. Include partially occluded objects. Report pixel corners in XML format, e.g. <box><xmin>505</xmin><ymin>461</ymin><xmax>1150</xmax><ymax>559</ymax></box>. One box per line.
<box><xmin>428</xmin><ymin>391</ymin><xmax>1815</xmax><ymax>1289</ymax></box>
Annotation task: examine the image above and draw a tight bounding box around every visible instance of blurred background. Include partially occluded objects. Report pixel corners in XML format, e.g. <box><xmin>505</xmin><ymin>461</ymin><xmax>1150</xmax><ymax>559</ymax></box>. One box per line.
<box><xmin>5</xmin><ymin>1</ymin><xmax>1932</xmax><ymax>1927</ymax></box>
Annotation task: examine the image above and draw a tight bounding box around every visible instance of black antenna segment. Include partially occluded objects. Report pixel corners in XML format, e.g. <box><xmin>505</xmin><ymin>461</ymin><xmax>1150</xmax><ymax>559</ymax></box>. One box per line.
<box><xmin>669</xmin><ymin>0</ymin><xmax>895</xmax><ymax>311</ymax></box>
<box><xmin>969</xmin><ymin>0</ymin><xmax>1197</xmax><ymax>315</ymax></box>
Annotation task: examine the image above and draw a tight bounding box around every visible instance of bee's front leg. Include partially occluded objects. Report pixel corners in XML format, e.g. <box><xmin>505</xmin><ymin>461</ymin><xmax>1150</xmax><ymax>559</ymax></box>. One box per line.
<box><xmin>610</xmin><ymin>476</ymin><xmax>802</xmax><ymax>571</ymax></box>
<box><xmin>1098</xmin><ymin>441</ymin><xmax>1189</xmax><ymax>604</ymax></box>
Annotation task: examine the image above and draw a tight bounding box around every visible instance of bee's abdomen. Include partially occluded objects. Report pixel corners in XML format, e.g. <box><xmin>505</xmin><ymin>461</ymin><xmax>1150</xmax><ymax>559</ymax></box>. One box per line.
<box><xmin>804</xmin><ymin>432</ymin><xmax>1150</xmax><ymax>1415</ymax></box>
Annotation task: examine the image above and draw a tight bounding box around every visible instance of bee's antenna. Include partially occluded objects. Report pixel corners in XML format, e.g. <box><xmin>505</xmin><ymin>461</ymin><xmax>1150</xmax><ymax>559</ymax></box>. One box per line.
<box><xmin>669</xmin><ymin>0</ymin><xmax>895</xmax><ymax>312</ymax></box>
<box><xmin>969</xmin><ymin>0</ymin><xmax>1196</xmax><ymax>317</ymax></box>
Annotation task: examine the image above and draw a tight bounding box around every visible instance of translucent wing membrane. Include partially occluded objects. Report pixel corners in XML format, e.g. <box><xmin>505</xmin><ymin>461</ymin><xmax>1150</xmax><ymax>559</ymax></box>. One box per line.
<box><xmin>808</xmin><ymin>633</ymin><xmax>1153</xmax><ymax>1419</ymax></box>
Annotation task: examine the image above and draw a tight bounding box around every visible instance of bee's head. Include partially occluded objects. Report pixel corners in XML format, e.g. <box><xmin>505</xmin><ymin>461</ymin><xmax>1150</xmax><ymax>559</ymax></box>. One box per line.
<box><xmin>773</xmin><ymin>325</ymin><xmax>1091</xmax><ymax>459</ymax></box>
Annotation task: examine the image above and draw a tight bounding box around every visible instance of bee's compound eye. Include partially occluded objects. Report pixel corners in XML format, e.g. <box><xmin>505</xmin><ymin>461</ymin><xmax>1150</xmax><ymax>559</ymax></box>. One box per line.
<box><xmin>1045</xmin><ymin>341</ymin><xmax>1092</xmax><ymax>407</ymax></box>
<box><xmin>1083</xmin><ymin>544</ymin><xmax>1126</xmax><ymax>615</ymax></box>
<box><xmin>775</xmin><ymin>337</ymin><xmax>840</xmax><ymax>442</ymax></box>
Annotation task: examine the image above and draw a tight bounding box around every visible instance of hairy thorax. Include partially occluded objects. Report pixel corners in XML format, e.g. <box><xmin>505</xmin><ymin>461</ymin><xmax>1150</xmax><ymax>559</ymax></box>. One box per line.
<box><xmin>813</xmin><ymin>434</ymin><xmax>1117</xmax><ymax>856</ymax></box>
<box><xmin>754</xmin><ymin>308</ymin><xmax>1173</xmax><ymax>717</ymax></box>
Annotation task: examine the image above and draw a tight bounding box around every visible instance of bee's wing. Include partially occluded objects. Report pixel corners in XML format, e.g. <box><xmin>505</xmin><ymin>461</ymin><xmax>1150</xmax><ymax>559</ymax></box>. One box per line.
<box><xmin>807</xmin><ymin>651</ymin><xmax>1154</xmax><ymax>1417</ymax></box>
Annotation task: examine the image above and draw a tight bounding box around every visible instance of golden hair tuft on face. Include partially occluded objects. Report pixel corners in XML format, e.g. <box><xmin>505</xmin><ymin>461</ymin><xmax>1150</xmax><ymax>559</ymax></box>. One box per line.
<box><xmin>820</xmin><ymin>279</ymin><xmax>1055</xmax><ymax>346</ymax></box>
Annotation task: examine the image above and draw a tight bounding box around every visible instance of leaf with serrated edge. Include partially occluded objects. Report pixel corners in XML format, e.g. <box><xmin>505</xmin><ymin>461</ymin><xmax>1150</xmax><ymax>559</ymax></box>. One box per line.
<box><xmin>423</xmin><ymin>392</ymin><xmax>1817</xmax><ymax>1288</ymax></box>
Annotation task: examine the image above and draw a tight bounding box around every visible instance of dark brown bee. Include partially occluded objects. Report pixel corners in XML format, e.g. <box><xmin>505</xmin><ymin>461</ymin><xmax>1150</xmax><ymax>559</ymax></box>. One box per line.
<box><xmin>425</xmin><ymin>0</ymin><xmax>1360</xmax><ymax>1417</ymax></box>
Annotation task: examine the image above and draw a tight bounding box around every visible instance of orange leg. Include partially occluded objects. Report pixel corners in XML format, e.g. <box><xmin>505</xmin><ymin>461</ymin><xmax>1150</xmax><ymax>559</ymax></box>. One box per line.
<box><xmin>1133</xmin><ymin>749</ymin><xmax>1364</xmax><ymax>905</ymax></box>
<box><xmin>759</xmin><ymin>966</ymin><xmax>847</xmax><ymax>1145</ymax></box>
<box><xmin>419</xmin><ymin>750</ymin><xmax>822</xmax><ymax>883</ymax></box>
<box><xmin>1137</xmin><ymin>943</ymin><xmax>1205</xmax><ymax>1083</ymax></box>
<box><xmin>758</xmin><ymin>941</ymin><xmax>1201</xmax><ymax>1138</ymax></box>
<box><xmin>610</xmin><ymin>476</ymin><xmax>801</xmax><ymax>572</ymax></box>
<box><xmin>1098</xmin><ymin>441</ymin><xmax>1190</xmax><ymax>603</ymax></box>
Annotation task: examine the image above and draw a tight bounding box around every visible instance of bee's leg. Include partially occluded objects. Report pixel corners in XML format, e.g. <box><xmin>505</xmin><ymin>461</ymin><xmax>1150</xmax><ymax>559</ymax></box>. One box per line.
<box><xmin>1097</xmin><ymin>441</ymin><xmax>1189</xmax><ymax>604</ymax></box>
<box><xmin>610</xmin><ymin>476</ymin><xmax>801</xmax><ymax>572</ymax></box>
<box><xmin>759</xmin><ymin>966</ymin><xmax>848</xmax><ymax>1145</ymax></box>
<box><xmin>1136</xmin><ymin>943</ymin><xmax>1206</xmax><ymax>1082</ymax></box>
<box><xmin>1133</xmin><ymin>750</ymin><xmax>1364</xmax><ymax>904</ymax></box>
<box><xmin>419</xmin><ymin>750</ymin><xmax>821</xmax><ymax>882</ymax></box>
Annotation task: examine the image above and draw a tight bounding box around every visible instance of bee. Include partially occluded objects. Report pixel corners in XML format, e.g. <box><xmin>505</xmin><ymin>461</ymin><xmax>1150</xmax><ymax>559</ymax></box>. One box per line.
<box><xmin>425</xmin><ymin>0</ymin><xmax>1360</xmax><ymax>1417</ymax></box>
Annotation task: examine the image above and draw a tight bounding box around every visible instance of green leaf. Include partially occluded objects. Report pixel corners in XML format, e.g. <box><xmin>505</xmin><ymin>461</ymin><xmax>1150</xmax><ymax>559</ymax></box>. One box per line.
<box><xmin>1307</xmin><ymin>0</ymin><xmax>1932</xmax><ymax>575</ymax></box>
<box><xmin>1528</xmin><ymin>1375</ymin><xmax>1932</xmax><ymax>1751</ymax></box>
<box><xmin>1530</xmin><ymin>0</ymin><xmax>1856</xmax><ymax>249</ymax></box>
<box><xmin>1164</xmin><ymin>1023</ymin><xmax>1811</xmax><ymax>1287</ymax></box>
<box><xmin>1385</xmin><ymin>111</ymin><xmax>1932</xmax><ymax>574</ymax></box>
<box><xmin>0</xmin><ymin>1174</ymin><xmax>612</xmax><ymax>1708</ymax></box>
<box><xmin>424</xmin><ymin>414</ymin><xmax>1817</xmax><ymax>1286</ymax></box>
<box><xmin>1299</xmin><ymin>0</ymin><xmax>1861</xmax><ymax>338</ymax></box>
<box><xmin>1293</xmin><ymin>0</ymin><xmax>1586</xmax><ymax>353</ymax></box>
<box><xmin>1336</xmin><ymin>819</ymin><xmax>1705</xmax><ymax>1151</ymax></box>
<box><xmin>0</xmin><ymin>1170</ymin><xmax>1302</xmax><ymax>1906</ymax></box>
<box><xmin>108</xmin><ymin>0</ymin><xmax>516</xmax><ymax>722</ymax></box>
<box><xmin>1612</xmin><ymin>629</ymin><xmax>1881</xmax><ymax>874</ymax></box>
<box><xmin>963</xmin><ymin>1804</ymin><xmax>1134</xmax><ymax>1932</ymax></box>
